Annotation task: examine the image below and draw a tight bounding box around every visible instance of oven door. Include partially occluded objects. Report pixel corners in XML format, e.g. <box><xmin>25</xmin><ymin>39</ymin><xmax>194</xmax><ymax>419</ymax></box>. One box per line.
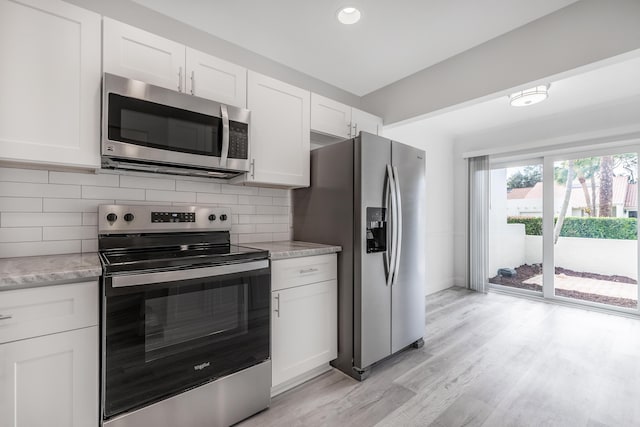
<box><xmin>102</xmin><ymin>260</ymin><xmax>270</xmax><ymax>420</ymax></box>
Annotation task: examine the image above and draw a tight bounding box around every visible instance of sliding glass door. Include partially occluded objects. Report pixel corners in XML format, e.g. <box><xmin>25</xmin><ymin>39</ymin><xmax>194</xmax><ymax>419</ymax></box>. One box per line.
<box><xmin>486</xmin><ymin>146</ymin><xmax>640</xmax><ymax>315</ymax></box>
<box><xmin>488</xmin><ymin>160</ymin><xmax>544</xmax><ymax>295</ymax></box>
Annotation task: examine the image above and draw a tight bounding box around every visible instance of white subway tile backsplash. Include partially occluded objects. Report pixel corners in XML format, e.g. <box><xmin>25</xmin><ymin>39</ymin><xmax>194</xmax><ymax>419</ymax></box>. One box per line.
<box><xmin>258</xmin><ymin>187</ymin><xmax>288</xmax><ymax>197</ymax></box>
<box><xmin>256</xmin><ymin>223</ymin><xmax>289</xmax><ymax>233</ymax></box>
<box><xmin>0</xmin><ymin>227</ymin><xmax>42</xmax><ymax>243</ymax></box>
<box><xmin>121</xmin><ymin>175</ymin><xmax>175</xmax><ymax>190</ymax></box>
<box><xmin>0</xmin><ymin>167</ymin><xmax>48</xmax><ymax>183</ymax></box>
<box><xmin>42</xmin><ymin>226</ymin><xmax>97</xmax><ymax>241</ymax></box>
<box><xmin>256</xmin><ymin>205</ymin><xmax>288</xmax><ymax>215</ymax></box>
<box><xmin>197</xmin><ymin>193</ymin><xmax>239</xmax><ymax>204</ymax></box>
<box><xmin>82</xmin><ymin>186</ymin><xmax>145</xmax><ymax>200</ymax></box>
<box><xmin>221</xmin><ymin>184</ymin><xmax>258</xmax><ymax>195</ymax></box>
<box><xmin>0</xmin><ymin>197</ymin><xmax>42</xmax><ymax>212</ymax></box>
<box><xmin>0</xmin><ymin>240</ymin><xmax>80</xmax><ymax>258</ymax></box>
<box><xmin>0</xmin><ymin>168</ymin><xmax>293</xmax><ymax>258</ymax></box>
<box><xmin>273</xmin><ymin>232</ymin><xmax>292</xmax><ymax>241</ymax></box>
<box><xmin>43</xmin><ymin>198</ymin><xmax>112</xmax><ymax>213</ymax></box>
<box><xmin>146</xmin><ymin>190</ymin><xmax>195</xmax><ymax>203</ymax></box>
<box><xmin>238</xmin><ymin>195</ymin><xmax>272</xmax><ymax>206</ymax></box>
<box><xmin>2</xmin><ymin>212</ymin><xmax>82</xmax><ymax>227</ymax></box>
<box><xmin>0</xmin><ymin>182</ymin><xmax>80</xmax><ymax>198</ymax></box>
<box><xmin>238</xmin><ymin>233</ymin><xmax>272</xmax><ymax>244</ymax></box>
<box><xmin>231</xmin><ymin>224</ymin><xmax>255</xmax><ymax>234</ymax></box>
<box><xmin>176</xmin><ymin>180</ymin><xmax>221</xmax><ymax>194</ymax></box>
<box><xmin>238</xmin><ymin>215</ymin><xmax>273</xmax><ymax>224</ymax></box>
<box><xmin>49</xmin><ymin>171</ymin><xmax>119</xmax><ymax>187</ymax></box>
<box><xmin>83</xmin><ymin>213</ymin><xmax>98</xmax><ymax>226</ymax></box>
<box><xmin>82</xmin><ymin>239</ymin><xmax>98</xmax><ymax>253</ymax></box>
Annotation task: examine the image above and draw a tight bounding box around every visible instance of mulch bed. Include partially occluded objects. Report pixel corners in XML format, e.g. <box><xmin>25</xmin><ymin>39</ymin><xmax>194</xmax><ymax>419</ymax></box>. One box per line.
<box><xmin>489</xmin><ymin>263</ymin><xmax>638</xmax><ymax>309</ymax></box>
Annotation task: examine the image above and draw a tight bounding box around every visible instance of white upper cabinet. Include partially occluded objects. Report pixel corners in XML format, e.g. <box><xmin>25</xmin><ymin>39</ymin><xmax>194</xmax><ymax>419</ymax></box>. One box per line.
<box><xmin>351</xmin><ymin>107</ymin><xmax>383</xmax><ymax>136</ymax></box>
<box><xmin>103</xmin><ymin>18</ymin><xmax>185</xmax><ymax>92</ymax></box>
<box><xmin>103</xmin><ymin>19</ymin><xmax>247</xmax><ymax>107</ymax></box>
<box><xmin>0</xmin><ymin>0</ymin><xmax>101</xmax><ymax>168</ymax></box>
<box><xmin>310</xmin><ymin>92</ymin><xmax>382</xmax><ymax>139</ymax></box>
<box><xmin>185</xmin><ymin>47</ymin><xmax>247</xmax><ymax>108</ymax></box>
<box><xmin>311</xmin><ymin>93</ymin><xmax>352</xmax><ymax>139</ymax></box>
<box><xmin>247</xmin><ymin>71</ymin><xmax>310</xmax><ymax>188</ymax></box>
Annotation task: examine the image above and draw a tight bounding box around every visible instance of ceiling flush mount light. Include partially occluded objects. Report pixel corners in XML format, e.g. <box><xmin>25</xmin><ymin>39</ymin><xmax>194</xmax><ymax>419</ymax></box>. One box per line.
<box><xmin>509</xmin><ymin>84</ymin><xmax>550</xmax><ymax>107</ymax></box>
<box><xmin>337</xmin><ymin>6</ymin><xmax>361</xmax><ymax>25</ymax></box>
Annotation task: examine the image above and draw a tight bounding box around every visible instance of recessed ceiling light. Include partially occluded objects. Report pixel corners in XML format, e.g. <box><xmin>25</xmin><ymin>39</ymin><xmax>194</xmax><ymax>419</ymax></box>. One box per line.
<box><xmin>337</xmin><ymin>6</ymin><xmax>361</xmax><ymax>25</ymax></box>
<box><xmin>509</xmin><ymin>85</ymin><xmax>550</xmax><ymax>107</ymax></box>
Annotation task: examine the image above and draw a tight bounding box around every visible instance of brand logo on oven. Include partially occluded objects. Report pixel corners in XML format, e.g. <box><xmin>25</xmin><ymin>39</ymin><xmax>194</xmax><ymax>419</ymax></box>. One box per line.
<box><xmin>194</xmin><ymin>362</ymin><xmax>211</xmax><ymax>371</ymax></box>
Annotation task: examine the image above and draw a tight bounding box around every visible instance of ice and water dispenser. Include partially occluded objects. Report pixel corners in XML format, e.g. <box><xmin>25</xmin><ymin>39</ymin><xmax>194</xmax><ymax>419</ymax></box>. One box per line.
<box><xmin>366</xmin><ymin>207</ymin><xmax>386</xmax><ymax>253</ymax></box>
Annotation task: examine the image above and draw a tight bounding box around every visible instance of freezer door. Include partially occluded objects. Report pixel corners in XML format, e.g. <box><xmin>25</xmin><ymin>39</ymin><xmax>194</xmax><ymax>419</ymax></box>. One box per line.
<box><xmin>391</xmin><ymin>141</ymin><xmax>426</xmax><ymax>353</ymax></box>
<box><xmin>354</xmin><ymin>132</ymin><xmax>392</xmax><ymax>369</ymax></box>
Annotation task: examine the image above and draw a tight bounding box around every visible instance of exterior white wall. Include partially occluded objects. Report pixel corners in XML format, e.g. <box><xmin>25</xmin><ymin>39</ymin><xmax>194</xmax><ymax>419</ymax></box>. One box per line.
<box><xmin>523</xmin><ymin>235</ymin><xmax>637</xmax><ymax>280</ymax></box>
<box><xmin>489</xmin><ymin>224</ymin><xmax>526</xmax><ymax>278</ymax></box>
<box><xmin>381</xmin><ymin>126</ymin><xmax>455</xmax><ymax>296</ymax></box>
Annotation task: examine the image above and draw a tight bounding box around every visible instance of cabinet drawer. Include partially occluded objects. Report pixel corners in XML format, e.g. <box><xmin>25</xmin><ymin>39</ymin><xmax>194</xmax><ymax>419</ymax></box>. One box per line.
<box><xmin>0</xmin><ymin>281</ymin><xmax>98</xmax><ymax>344</ymax></box>
<box><xmin>272</xmin><ymin>254</ymin><xmax>337</xmax><ymax>291</ymax></box>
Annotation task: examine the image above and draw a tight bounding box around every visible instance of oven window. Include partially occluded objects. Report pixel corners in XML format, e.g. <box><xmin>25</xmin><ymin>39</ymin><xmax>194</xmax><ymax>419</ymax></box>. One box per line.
<box><xmin>108</xmin><ymin>93</ymin><xmax>222</xmax><ymax>157</ymax></box>
<box><xmin>144</xmin><ymin>283</ymin><xmax>248</xmax><ymax>361</ymax></box>
<box><xmin>103</xmin><ymin>267</ymin><xmax>270</xmax><ymax>419</ymax></box>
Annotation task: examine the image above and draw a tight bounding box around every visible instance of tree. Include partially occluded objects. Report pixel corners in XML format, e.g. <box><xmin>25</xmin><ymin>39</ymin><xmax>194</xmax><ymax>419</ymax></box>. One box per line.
<box><xmin>574</xmin><ymin>158</ymin><xmax>599</xmax><ymax>216</ymax></box>
<box><xmin>507</xmin><ymin>165</ymin><xmax>542</xmax><ymax>189</ymax></box>
<box><xmin>554</xmin><ymin>160</ymin><xmax>575</xmax><ymax>244</ymax></box>
<box><xmin>599</xmin><ymin>155</ymin><xmax>614</xmax><ymax>217</ymax></box>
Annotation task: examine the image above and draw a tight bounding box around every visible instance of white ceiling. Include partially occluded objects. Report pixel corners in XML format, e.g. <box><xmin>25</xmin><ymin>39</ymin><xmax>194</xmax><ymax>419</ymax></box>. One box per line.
<box><xmin>389</xmin><ymin>54</ymin><xmax>640</xmax><ymax>141</ymax></box>
<box><xmin>132</xmin><ymin>0</ymin><xmax>580</xmax><ymax>96</ymax></box>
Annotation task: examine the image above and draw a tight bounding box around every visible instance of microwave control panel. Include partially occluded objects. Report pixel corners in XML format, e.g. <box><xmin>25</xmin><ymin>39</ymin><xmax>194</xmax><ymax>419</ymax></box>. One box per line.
<box><xmin>228</xmin><ymin>122</ymin><xmax>249</xmax><ymax>160</ymax></box>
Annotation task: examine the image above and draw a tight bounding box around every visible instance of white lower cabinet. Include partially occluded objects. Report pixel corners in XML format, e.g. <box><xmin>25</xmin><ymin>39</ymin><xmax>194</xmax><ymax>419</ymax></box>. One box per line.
<box><xmin>271</xmin><ymin>254</ymin><xmax>337</xmax><ymax>392</ymax></box>
<box><xmin>0</xmin><ymin>281</ymin><xmax>99</xmax><ymax>427</ymax></box>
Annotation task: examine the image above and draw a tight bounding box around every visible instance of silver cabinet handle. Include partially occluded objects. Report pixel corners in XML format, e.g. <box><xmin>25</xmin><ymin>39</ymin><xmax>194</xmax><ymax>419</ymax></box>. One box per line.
<box><xmin>251</xmin><ymin>159</ymin><xmax>256</xmax><ymax>179</ymax></box>
<box><xmin>274</xmin><ymin>293</ymin><xmax>280</xmax><ymax>318</ymax></box>
<box><xmin>0</xmin><ymin>314</ymin><xmax>13</xmax><ymax>320</ymax></box>
<box><xmin>391</xmin><ymin>166</ymin><xmax>402</xmax><ymax>286</ymax></box>
<box><xmin>299</xmin><ymin>268</ymin><xmax>318</xmax><ymax>274</ymax></box>
<box><xmin>190</xmin><ymin>70</ymin><xmax>195</xmax><ymax>95</ymax></box>
<box><xmin>353</xmin><ymin>123</ymin><xmax>358</xmax><ymax>137</ymax></box>
<box><xmin>178</xmin><ymin>66</ymin><xmax>183</xmax><ymax>92</ymax></box>
<box><xmin>385</xmin><ymin>164</ymin><xmax>398</xmax><ymax>287</ymax></box>
<box><xmin>347</xmin><ymin>122</ymin><xmax>352</xmax><ymax>138</ymax></box>
<box><xmin>220</xmin><ymin>104</ymin><xmax>230</xmax><ymax>168</ymax></box>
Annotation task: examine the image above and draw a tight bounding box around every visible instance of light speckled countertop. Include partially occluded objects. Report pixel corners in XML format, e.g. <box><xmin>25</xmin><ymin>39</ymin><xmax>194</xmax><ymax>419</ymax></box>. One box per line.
<box><xmin>241</xmin><ymin>241</ymin><xmax>341</xmax><ymax>260</ymax></box>
<box><xmin>0</xmin><ymin>253</ymin><xmax>102</xmax><ymax>290</ymax></box>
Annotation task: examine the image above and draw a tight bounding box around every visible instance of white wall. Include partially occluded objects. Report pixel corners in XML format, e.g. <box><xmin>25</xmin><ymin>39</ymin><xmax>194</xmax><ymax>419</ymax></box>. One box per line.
<box><xmin>362</xmin><ymin>0</ymin><xmax>640</xmax><ymax>124</ymax></box>
<box><xmin>382</xmin><ymin>126</ymin><xmax>455</xmax><ymax>296</ymax></box>
<box><xmin>0</xmin><ymin>166</ymin><xmax>291</xmax><ymax>258</ymax></box>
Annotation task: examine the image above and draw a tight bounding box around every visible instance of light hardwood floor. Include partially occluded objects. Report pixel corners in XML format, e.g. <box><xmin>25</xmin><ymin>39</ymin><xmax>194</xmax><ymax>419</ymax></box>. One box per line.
<box><xmin>239</xmin><ymin>287</ymin><xmax>640</xmax><ymax>427</ymax></box>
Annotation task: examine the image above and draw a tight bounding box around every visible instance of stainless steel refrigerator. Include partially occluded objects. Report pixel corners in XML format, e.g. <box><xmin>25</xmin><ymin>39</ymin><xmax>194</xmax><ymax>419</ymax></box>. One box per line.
<box><xmin>293</xmin><ymin>132</ymin><xmax>426</xmax><ymax>380</ymax></box>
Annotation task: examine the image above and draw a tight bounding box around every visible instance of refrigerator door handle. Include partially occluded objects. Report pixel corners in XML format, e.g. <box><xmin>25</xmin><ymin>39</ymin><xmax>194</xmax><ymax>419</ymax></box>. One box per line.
<box><xmin>385</xmin><ymin>164</ymin><xmax>398</xmax><ymax>287</ymax></box>
<box><xmin>391</xmin><ymin>166</ymin><xmax>403</xmax><ymax>286</ymax></box>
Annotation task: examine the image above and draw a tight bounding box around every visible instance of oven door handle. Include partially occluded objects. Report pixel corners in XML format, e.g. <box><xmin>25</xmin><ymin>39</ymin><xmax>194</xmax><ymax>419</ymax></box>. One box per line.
<box><xmin>110</xmin><ymin>260</ymin><xmax>269</xmax><ymax>288</ymax></box>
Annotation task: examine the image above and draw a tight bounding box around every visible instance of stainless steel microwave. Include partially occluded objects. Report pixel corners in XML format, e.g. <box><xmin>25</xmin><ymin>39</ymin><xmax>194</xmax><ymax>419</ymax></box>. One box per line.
<box><xmin>102</xmin><ymin>73</ymin><xmax>250</xmax><ymax>178</ymax></box>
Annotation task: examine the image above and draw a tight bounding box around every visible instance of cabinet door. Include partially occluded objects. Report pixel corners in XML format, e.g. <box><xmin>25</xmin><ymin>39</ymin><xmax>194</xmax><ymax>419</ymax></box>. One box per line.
<box><xmin>352</xmin><ymin>107</ymin><xmax>383</xmax><ymax>136</ymax></box>
<box><xmin>0</xmin><ymin>0</ymin><xmax>101</xmax><ymax>168</ymax></box>
<box><xmin>310</xmin><ymin>93</ymin><xmax>352</xmax><ymax>139</ymax></box>
<box><xmin>185</xmin><ymin>47</ymin><xmax>247</xmax><ymax>108</ymax></box>
<box><xmin>272</xmin><ymin>280</ymin><xmax>337</xmax><ymax>386</ymax></box>
<box><xmin>247</xmin><ymin>71</ymin><xmax>310</xmax><ymax>188</ymax></box>
<box><xmin>0</xmin><ymin>326</ymin><xmax>98</xmax><ymax>427</ymax></box>
<box><xmin>103</xmin><ymin>18</ymin><xmax>185</xmax><ymax>92</ymax></box>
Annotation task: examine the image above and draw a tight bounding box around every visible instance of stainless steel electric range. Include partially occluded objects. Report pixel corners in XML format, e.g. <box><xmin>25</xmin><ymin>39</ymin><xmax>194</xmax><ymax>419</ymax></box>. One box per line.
<box><xmin>98</xmin><ymin>204</ymin><xmax>271</xmax><ymax>427</ymax></box>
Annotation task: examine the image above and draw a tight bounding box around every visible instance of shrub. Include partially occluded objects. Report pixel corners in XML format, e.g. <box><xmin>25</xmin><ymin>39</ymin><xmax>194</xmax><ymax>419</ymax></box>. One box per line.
<box><xmin>507</xmin><ymin>216</ymin><xmax>637</xmax><ymax>240</ymax></box>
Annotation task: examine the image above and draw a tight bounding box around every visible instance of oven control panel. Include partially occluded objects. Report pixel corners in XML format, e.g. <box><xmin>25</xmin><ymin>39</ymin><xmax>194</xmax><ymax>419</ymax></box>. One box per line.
<box><xmin>98</xmin><ymin>204</ymin><xmax>231</xmax><ymax>234</ymax></box>
<box><xmin>151</xmin><ymin>211</ymin><xmax>196</xmax><ymax>223</ymax></box>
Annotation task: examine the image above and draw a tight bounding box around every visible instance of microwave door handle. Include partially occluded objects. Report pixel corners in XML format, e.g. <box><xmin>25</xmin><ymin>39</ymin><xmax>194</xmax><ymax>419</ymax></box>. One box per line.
<box><xmin>220</xmin><ymin>104</ymin><xmax>230</xmax><ymax>168</ymax></box>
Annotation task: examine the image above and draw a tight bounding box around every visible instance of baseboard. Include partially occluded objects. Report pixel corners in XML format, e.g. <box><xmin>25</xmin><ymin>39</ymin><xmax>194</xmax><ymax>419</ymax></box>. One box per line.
<box><xmin>270</xmin><ymin>364</ymin><xmax>333</xmax><ymax>397</ymax></box>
